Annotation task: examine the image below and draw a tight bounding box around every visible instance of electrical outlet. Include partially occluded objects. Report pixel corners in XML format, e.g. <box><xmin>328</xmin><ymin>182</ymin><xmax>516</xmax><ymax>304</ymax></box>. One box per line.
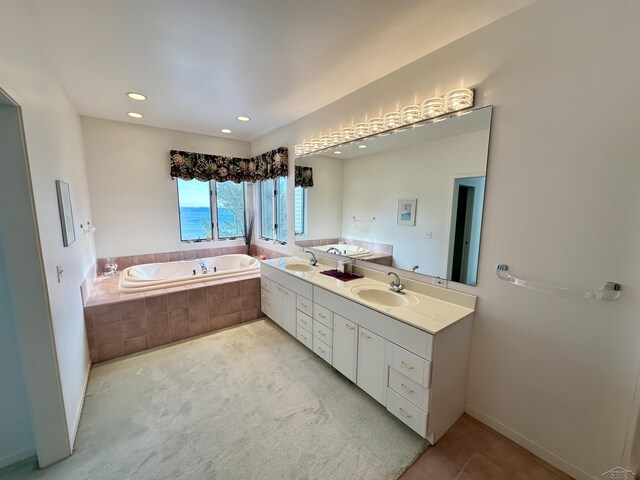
<box><xmin>432</xmin><ymin>277</ymin><xmax>447</xmax><ymax>288</ymax></box>
<box><xmin>425</xmin><ymin>232</ymin><xmax>432</xmax><ymax>239</ymax></box>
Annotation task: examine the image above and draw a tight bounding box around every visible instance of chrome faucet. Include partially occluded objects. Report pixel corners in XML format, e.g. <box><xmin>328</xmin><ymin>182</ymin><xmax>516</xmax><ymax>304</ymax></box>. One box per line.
<box><xmin>327</xmin><ymin>247</ymin><xmax>342</xmax><ymax>255</ymax></box>
<box><xmin>410</xmin><ymin>265</ymin><xmax>419</xmax><ymax>272</ymax></box>
<box><xmin>387</xmin><ymin>271</ymin><xmax>405</xmax><ymax>293</ymax></box>
<box><xmin>307</xmin><ymin>251</ymin><xmax>318</xmax><ymax>266</ymax></box>
<box><xmin>198</xmin><ymin>260</ymin><xmax>208</xmax><ymax>274</ymax></box>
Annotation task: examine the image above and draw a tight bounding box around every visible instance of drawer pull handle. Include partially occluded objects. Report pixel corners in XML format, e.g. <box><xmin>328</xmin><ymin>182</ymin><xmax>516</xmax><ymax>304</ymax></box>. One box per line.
<box><xmin>360</xmin><ymin>332</ymin><xmax>371</xmax><ymax>339</ymax></box>
<box><xmin>398</xmin><ymin>408</ymin><xmax>412</xmax><ymax>418</ymax></box>
<box><xmin>300</xmin><ymin>335</ymin><xmax>307</xmax><ymax>340</ymax></box>
<box><xmin>318</xmin><ymin>331</ymin><xmax>326</xmax><ymax>336</ymax></box>
<box><xmin>400</xmin><ymin>383</ymin><xmax>414</xmax><ymax>394</ymax></box>
<box><xmin>300</xmin><ymin>303</ymin><xmax>308</xmax><ymax>308</ymax></box>
<box><xmin>400</xmin><ymin>361</ymin><xmax>415</xmax><ymax>370</ymax></box>
<box><xmin>300</xmin><ymin>319</ymin><xmax>307</xmax><ymax>324</ymax></box>
<box><xmin>345</xmin><ymin>324</ymin><xmax>355</xmax><ymax>330</ymax></box>
<box><xmin>318</xmin><ymin>313</ymin><xmax>326</xmax><ymax>318</ymax></box>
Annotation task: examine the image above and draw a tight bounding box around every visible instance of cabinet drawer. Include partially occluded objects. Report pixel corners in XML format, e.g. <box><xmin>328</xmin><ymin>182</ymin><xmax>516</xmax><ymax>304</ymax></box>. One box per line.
<box><xmin>261</xmin><ymin>288</ymin><xmax>271</xmax><ymax>306</ymax></box>
<box><xmin>296</xmin><ymin>311</ymin><xmax>313</xmax><ymax>332</ymax></box>
<box><xmin>296</xmin><ymin>295</ymin><xmax>313</xmax><ymax>316</ymax></box>
<box><xmin>313</xmin><ymin>321</ymin><xmax>333</xmax><ymax>345</ymax></box>
<box><xmin>389</xmin><ymin>368</ymin><xmax>430</xmax><ymax>412</ymax></box>
<box><xmin>296</xmin><ymin>327</ymin><xmax>313</xmax><ymax>349</ymax></box>
<box><xmin>313</xmin><ymin>303</ymin><xmax>333</xmax><ymax>328</ymax></box>
<box><xmin>312</xmin><ymin>336</ymin><xmax>332</xmax><ymax>364</ymax></box>
<box><xmin>386</xmin><ymin>388</ymin><xmax>427</xmax><ymax>437</ymax></box>
<box><xmin>261</xmin><ymin>277</ymin><xmax>271</xmax><ymax>292</ymax></box>
<box><xmin>390</xmin><ymin>343</ymin><xmax>431</xmax><ymax>386</ymax></box>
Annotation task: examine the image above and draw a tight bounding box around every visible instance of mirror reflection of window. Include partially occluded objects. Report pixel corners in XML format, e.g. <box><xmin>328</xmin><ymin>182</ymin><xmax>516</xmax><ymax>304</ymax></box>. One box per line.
<box><xmin>294</xmin><ymin>186</ymin><xmax>306</xmax><ymax>236</ymax></box>
<box><xmin>259</xmin><ymin>177</ymin><xmax>288</xmax><ymax>243</ymax></box>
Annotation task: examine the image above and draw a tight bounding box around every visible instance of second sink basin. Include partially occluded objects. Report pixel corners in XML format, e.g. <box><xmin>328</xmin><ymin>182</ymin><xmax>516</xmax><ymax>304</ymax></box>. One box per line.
<box><xmin>351</xmin><ymin>285</ymin><xmax>417</xmax><ymax>307</ymax></box>
<box><xmin>283</xmin><ymin>262</ymin><xmax>315</xmax><ymax>273</ymax></box>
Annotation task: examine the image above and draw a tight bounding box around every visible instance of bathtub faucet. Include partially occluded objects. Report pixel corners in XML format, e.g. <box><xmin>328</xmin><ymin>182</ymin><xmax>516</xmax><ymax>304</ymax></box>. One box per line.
<box><xmin>198</xmin><ymin>260</ymin><xmax>208</xmax><ymax>274</ymax></box>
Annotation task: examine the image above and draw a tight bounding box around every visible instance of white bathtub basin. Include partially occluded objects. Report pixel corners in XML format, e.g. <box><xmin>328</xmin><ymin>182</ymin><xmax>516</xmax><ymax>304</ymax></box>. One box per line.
<box><xmin>118</xmin><ymin>254</ymin><xmax>260</xmax><ymax>292</ymax></box>
<box><xmin>313</xmin><ymin>244</ymin><xmax>371</xmax><ymax>258</ymax></box>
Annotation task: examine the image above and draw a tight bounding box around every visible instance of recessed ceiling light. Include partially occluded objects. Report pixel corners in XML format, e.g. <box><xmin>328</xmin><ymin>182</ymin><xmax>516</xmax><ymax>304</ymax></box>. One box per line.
<box><xmin>127</xmin><ymin>112</ymin><xmax>143</xmax><ymax>118</ymax></box>
<box><xmin>358</xmin><ymin>144</ymin><xmax>367</xmax><ymax>149</ymax></box>
<box><xmin>334</xmin><ymin>151</ymin><xmax>342</xmax><ymax>155</ymax></box>
<box><xmin>221</xmin><ymin>128</ymin><xmax>232</xmax><ymax>134</ymax></box>
<box><xmin>126</xmin><ymin>92</ymin><xmax>147</xmax><ymax>101</ymax></box>
<box><xmin>236</xmin><ymin>115</ymin><xmax>250</xmax><ymax>122</ymax></box>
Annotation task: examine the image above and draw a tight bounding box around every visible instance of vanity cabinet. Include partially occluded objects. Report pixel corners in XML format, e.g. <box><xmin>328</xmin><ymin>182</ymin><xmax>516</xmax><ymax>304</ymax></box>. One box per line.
<box><xmin>260</xmin><ymin>261</ymin><xmax>473</xmax><ymax>444</ymax></box>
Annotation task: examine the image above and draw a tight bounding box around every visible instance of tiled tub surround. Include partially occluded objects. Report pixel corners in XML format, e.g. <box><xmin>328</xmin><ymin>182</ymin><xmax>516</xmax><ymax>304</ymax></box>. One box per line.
<box><xmin>97</xmin><ymin>244</ymin><xmax>283</xmax><ymax>275</ymax></box>
<box><xmin>84</xmin><ymin>273</ymin><xmax>261</xmax><ymax>363</ymax></box>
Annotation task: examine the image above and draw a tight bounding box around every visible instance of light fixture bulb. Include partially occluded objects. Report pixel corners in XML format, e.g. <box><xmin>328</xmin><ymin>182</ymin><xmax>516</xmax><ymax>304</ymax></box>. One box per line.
<box><xmin>401</xmin><ymin>105</ymin><xmax>421</xmax><ymax>124</ymax></box>
<box><xmin>383</xmin><ymin>112</ymin><xmax>402</xmax><ymax>130</ymax></box>
<box><xmin>294</xmin><ymin>144</ymin><xmax>304</xmax><ymax>155</ymax></box>
<box><xmin>368</xmin><ymin>117</ymin><xmax>384</xmax><ymax>134</ymax></box>
<box><xmin>126</xmin><ymin>92</ymin><xmax>147</xmax><ymax>101</ymax></box>
<box><xmin>236</xmin><ymin>115</ymin><xmax>250</xmax><ymax>122</ymax></box>
<box><xmin>358</xmin><ymin>144</ymin><xmax>367</xmax><ymax>149</ymax></box>
<box><xmin>421</xmin><ymin>97</ymin><xmax>446</xmax><ymax>119</ymax></box>
<box><xmin>221</xmin><ymin>128</ymin><xmax>232</xmax><ymax>134</ymax></box>
<box><xmin>353</xmin><ymin>122</ymin><xmax>369</xmax><ymax>138</ymax></box>
<box><xmin>444</xmin><ymin>88</ymin><xmax>474</xmax><ymax>112</ymax></box>
<box><xmin>127</xmin><ymin>112</ymin><xmax>143</xmax><ymax>118</ymax></box>
<box><xmin>342</xmin><ymin>127</ymin><xmax>355</xmax><ymax>142</ymax></box>
<box><xmin>334</xmin><ymin>151</ymin><xmax>342</xmax><ymax>155</ymax></box>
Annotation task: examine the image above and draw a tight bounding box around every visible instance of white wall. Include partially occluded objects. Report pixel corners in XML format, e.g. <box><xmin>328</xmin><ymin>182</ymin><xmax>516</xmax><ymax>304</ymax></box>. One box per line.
<box><xmin>251</xmin><ymin>2</ymin><xmax>640</xmax><ymax>478</ymax></box>
<box><xmin>295</xmin><ymin>155</ymin><xmax>344</xmax><ymax>242</ymax></box>
<box><xmin>81</xmin><ymin>116</ymin><xmax>251</xmax><ymax>257</ymax></box>
<box><xmin>0</xmin><ymin>0</ymin><xmax>97</xmax><ymax>466</ymax></box>
<box><xmin>340</xmin><ymin>130</ymin><xmax>488</xmax><ymax>276</ymax></box>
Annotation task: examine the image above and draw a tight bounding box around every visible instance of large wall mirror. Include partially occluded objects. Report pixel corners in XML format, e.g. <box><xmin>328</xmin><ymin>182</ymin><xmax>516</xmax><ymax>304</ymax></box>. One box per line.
<box><xmin>294</xmin><ymin>105</ymin><xmax>492</xmax><ymax>286</ymax></box>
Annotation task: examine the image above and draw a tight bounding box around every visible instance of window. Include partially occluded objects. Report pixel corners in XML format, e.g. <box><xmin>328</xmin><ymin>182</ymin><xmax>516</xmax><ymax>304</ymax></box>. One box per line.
<box><xmin>177</xmin><ymin>179</ymin><xmax>213</xmax><ymax>241</ymax></box>
<box><xmin>294</xmin><ymin>186</ymin><xmax>306</xmax><ymax>236</ymax></box>
<box><xmin>215</xmin><ymin>181</ymin><xmax>245</xmax><ymax>239</ymax></box>
<box><xmin>177</xmin><ymin>179</ymin><xmax>246</xmax><ymax>241</ymax></box>
<box><xmin>260</xmin><ymin>176</ymin><xmax>288</xmax><ymax>243</ymax></box>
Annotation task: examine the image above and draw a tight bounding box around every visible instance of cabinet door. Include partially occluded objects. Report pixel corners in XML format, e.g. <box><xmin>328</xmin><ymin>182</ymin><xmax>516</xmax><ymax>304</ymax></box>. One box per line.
<box><xmin>270</xmin><ymin>283</ymin><xmax>284</xmax><ymax>327</ymax></box>
<box><xmin>332</xmin><ymin>315</ymin><xmax>358</xmax><ymax>383</ymax></box>
<box><xmin>280</xmin><ymin>287</ymin><xmax>296</xmax><ymax>336</ymax></box>
<box><xmin>357</xmin><ymin>327</ymin><xmax>387</xmax><ymax>405</ymax></box>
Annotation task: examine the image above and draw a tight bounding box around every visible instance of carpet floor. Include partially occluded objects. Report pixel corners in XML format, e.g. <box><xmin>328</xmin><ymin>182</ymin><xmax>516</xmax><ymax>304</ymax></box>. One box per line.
<box><xmin>2</xmin><ymin>319</ymin><xmax>427</xmax><ymax>480</ymax></box>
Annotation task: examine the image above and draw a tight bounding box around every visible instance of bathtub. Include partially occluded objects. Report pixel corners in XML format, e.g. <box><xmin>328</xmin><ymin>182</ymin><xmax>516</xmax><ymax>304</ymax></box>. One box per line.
<box><xmin>118</xmin><ymin>254</ymin><xmax>260</xmax><ymax>292</ymax></box>
<box><xmin>313</xmin><ymin>244</ymin><xmax>371</xmax><ymax>258</ymax></box>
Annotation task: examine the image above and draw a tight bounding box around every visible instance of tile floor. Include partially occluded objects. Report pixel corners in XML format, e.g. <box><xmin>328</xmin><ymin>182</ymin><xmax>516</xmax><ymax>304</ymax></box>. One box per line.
<box><xmin>400</xmin><ymin>414</ymin><xmax>574</xmax><ymax>480</ymax></box>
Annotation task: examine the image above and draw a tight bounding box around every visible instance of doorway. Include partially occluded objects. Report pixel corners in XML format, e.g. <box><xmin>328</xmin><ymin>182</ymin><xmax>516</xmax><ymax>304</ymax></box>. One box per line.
<box><xmin>447</xmin><ymin>176</ymin><xmax>485</xmax><ymax>285</ymax></box>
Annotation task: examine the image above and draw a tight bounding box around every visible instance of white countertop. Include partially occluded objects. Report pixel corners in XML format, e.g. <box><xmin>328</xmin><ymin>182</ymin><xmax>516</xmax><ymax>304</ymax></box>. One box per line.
<box><xmin>263</xmin><ymin>257</ymin><xmax>474</xmax><ymax>335</ymax></box>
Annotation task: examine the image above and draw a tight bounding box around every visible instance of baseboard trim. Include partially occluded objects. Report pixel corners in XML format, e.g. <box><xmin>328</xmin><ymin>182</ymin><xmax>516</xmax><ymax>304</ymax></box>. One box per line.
<box><xmin>0</xmin><ymin>448</ymin><xmax>36</xmax><ymax>470</ymax></box>
<box><xmin>69</xmin><ymin>361</ymin><xmax>91</xmax><ymax>450</ymax></box>
<box><xmin>465</xmin><ymin>404</ymin><xmax>595</xmax><ymax>480</ymax></box>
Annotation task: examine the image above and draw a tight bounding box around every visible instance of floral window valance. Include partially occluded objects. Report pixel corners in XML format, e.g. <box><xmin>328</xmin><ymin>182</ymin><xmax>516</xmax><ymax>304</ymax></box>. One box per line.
<box><xmin>170</xmin><ymin>147</ymin><xmax>288</xmax><ymax>183</ymax></box>
<box><xmin>295</xmin><ymin>166</ymin><xmax>313</xmax><ymax>188</ymax></box>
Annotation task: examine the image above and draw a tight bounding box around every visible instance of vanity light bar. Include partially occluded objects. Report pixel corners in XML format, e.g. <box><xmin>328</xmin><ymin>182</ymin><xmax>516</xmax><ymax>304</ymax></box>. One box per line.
<box><xmin>294</xmin><ymin>88</ymin><xmax>474</xmax><ymax>156</ymax></box>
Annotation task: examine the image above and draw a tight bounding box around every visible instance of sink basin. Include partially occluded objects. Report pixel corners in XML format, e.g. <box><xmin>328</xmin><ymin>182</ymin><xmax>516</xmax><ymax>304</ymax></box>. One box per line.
<box><xmin>351</xmin><ymin>286</ymin><xmax>416</xmax><ymax>307</ymax></box>
<box><xmin>283</xmin><ymin>263</ymin><xmax>314</xmax><ymax>273</ymax></box>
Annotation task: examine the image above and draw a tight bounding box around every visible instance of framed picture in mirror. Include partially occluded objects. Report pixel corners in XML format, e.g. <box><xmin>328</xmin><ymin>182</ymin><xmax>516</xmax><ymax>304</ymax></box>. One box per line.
<box><xmin>397</xmin><ymin>198</ymin><xmax>417</xmax><ymax>226</ymax></box>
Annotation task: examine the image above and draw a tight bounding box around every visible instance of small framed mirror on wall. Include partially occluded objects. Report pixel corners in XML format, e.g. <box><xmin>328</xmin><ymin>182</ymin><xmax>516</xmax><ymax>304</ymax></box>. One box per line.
<box><xmin>295</xmin><ymin>105</ymin><xmax>492</xmax><ymax>286</ymax></box>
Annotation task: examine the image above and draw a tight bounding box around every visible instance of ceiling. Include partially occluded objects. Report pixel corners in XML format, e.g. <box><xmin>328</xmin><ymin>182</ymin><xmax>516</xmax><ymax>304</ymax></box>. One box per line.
<box><xmin>23</xmin><ymin>0</ymin><xmax>533</xmax><ymax>141</ymax></box>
